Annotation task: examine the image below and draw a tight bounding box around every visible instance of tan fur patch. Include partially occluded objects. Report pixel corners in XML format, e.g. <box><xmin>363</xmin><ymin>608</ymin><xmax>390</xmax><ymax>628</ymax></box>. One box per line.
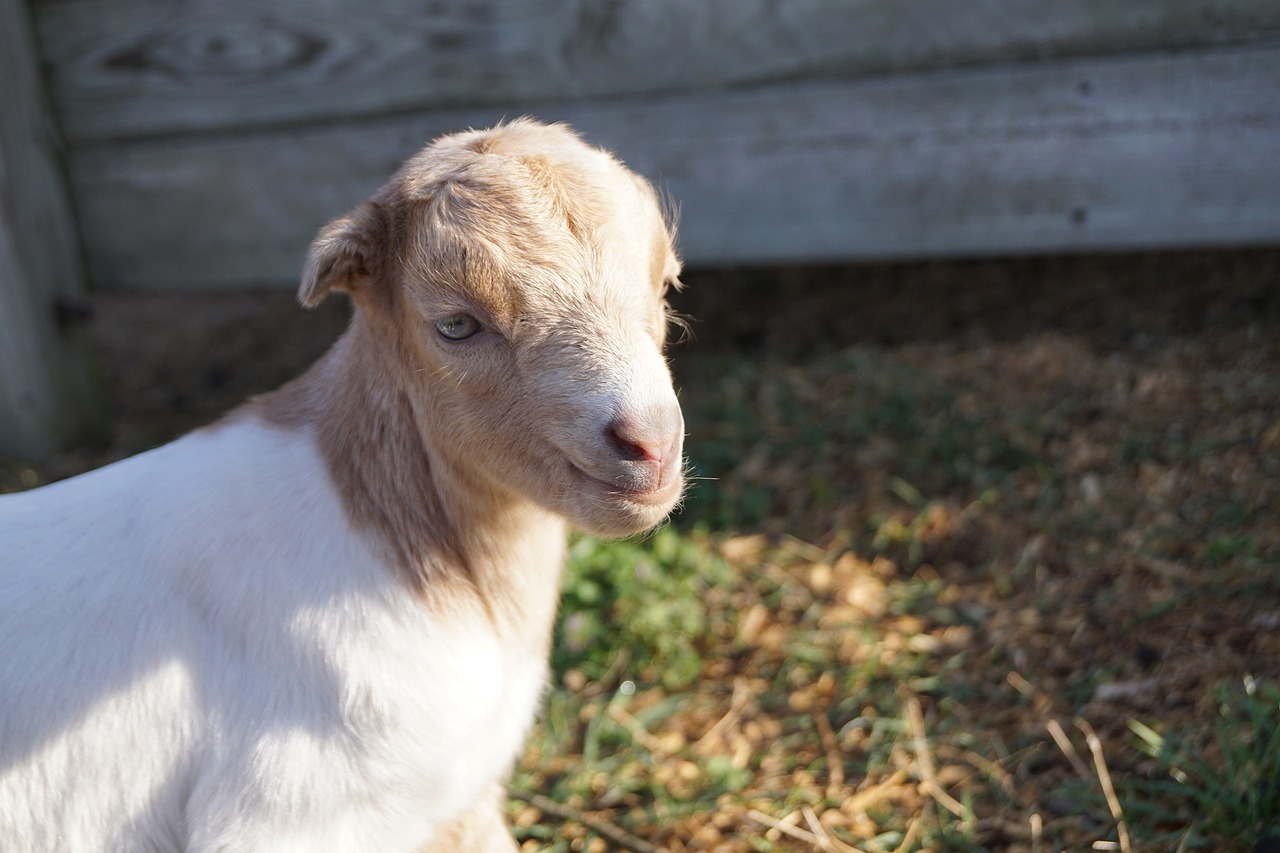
<box><xmin>238</xmin><ymin>119</ymin><xmax>681</xmax><ymax>651</ymax></box>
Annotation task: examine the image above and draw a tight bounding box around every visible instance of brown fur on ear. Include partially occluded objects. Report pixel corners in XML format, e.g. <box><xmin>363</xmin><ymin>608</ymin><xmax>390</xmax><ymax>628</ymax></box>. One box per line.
<box><xmin>298</xmin><ymin>202</ymin><xmax>382</xmax><ymax>308</ymax></box>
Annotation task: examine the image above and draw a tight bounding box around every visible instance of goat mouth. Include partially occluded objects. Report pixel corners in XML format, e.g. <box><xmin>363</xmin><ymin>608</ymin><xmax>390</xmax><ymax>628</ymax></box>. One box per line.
<box><xmin>569</xmin><ymin>464</ymin><xmax>682</xmax><ymax>508</ymax></box>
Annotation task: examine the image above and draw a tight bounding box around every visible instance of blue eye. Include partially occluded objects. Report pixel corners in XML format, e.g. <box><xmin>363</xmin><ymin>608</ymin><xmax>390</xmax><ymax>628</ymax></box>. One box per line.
<box><xmin>435</xmin><ymin>313</ymin><xmax>481</xmax><ymax>341</ymax></box>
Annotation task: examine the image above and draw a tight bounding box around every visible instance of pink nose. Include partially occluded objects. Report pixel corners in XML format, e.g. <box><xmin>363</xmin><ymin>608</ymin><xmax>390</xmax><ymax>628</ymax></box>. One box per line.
<box><xmin>605</xmin><ymin>413</ymin><xmax>682</xmax><ymax>464</ymax></box>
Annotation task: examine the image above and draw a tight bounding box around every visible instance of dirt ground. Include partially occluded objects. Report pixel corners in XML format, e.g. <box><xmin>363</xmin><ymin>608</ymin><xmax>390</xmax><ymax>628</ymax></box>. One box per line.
<box><xmin>4</xmin><ymin>247</ymin><xmax>1278</xmax><ymax>850</ymax></box>
<box><xmin>661</xmin><ymin>249</ymin><xmax>1280</xmax><ymax>850</ymax></box>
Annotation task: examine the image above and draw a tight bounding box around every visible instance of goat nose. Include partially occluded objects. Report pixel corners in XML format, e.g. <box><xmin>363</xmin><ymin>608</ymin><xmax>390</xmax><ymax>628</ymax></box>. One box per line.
<box><xmin>605</xmin><ymin>413</ymin><xmax>681</xmax><ymax>463</ymax></box>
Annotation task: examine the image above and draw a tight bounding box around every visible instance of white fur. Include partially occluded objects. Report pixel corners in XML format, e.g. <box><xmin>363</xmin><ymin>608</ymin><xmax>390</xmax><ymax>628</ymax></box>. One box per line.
<box><xmin>0</xmin><ymin>420</ymin><xmax>556</xmax><ymax>851</ymax></box>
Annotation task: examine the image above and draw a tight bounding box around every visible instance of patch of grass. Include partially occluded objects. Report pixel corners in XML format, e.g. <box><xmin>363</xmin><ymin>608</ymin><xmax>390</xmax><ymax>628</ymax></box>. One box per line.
<box><xmin>554</xmin><ymin>527</ymin><xmax>733</xmax><ymax>691</ymax></box>
<box><xmin>517</xmin><ymin>525</ymin><xmax>1011</xmax><ymax>850</ymax></box>
<box><xmin>1203</xmin><ymin>532</ymin><xmax>1255</xmax><ymax>566</ymax></box>
<box><xmin>1124</xmin><ymin>677</ymin><xmax>1280</xmax><ymax>851</ymax></box>
<box><xmin>676</xmin><ymin>350</ymin><xmax>1046</xmax><ymax>535</ymax></box>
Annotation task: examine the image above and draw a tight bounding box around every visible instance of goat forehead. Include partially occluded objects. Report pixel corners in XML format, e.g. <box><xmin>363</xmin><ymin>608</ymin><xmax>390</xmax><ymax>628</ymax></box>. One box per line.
<box><xmin>409</xmin><ymin>233</ymin><xmax>652</xmax><ymax>322</ymax></box>
<box><xmin>407</xmin><ymin>197</ymin><xmax>669</xmax><ymax>325</ymax></box>
<box><xmin>512</xmin><ymin>271</ymin><xmax>663</xmax><ymax>353</ymax></box>
<box><xmin>395</xmin><ymin>123</ymin><xmax>679</xmax><ymax>337</ymax></box>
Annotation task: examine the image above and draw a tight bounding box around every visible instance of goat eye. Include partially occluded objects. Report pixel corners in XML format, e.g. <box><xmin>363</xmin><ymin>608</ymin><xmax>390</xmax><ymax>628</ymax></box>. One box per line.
<box><xmin>435</xmin><ymin>313</ymin><xmax>481</xmax><ymax>341</ymax></box>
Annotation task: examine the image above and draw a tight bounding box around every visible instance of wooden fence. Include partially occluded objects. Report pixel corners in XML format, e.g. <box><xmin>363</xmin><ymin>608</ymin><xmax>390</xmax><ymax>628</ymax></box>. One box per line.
<box><xmin>32</xmin><ymin>0</ymin><xmax>1280</xmax><ymax>291</ymax></box>
<box><xmin>1</xmin><ymin>0</ymin><xmax>103</xmax><ymax>458</ymax></box>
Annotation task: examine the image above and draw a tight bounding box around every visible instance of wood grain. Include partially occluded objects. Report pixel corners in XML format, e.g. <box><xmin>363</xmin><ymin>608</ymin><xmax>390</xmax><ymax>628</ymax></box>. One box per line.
<box><xmin>0</xmin><ymin>0</ymin><xmax>105</xmax><ymax>458</ymax></box>
<box><xmin>34</xmin><ymin>0</ymin><xmax>1280</xmax><ymax>143</ymax></box>
<box><xmin>67</xmin><ymin>42</ymin><xmax>1280</xmax><ymax>291</ymax></box>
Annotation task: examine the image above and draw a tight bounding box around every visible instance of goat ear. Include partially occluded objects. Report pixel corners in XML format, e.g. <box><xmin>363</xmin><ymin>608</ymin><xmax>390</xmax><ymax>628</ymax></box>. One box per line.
<box><xmin>298</xmin><ymin>202</ymin><xmax>381</xmax><ymax>307</ymax></box>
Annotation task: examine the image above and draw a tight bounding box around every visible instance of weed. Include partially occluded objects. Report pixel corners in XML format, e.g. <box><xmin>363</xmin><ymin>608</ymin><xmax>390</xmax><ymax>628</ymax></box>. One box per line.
<box><xmin>1125</xmin><ymin>676</ymin><xmax>1280</xmax><ymax>850</ymax></box>
<box><xmin>1203</xmin><ymin>533</ymin><xmax>1255</xmax><ymax>566</ymax></box>
<box><xmin>554</xmin><ymin>527</ymin><xmax>732</xmax><ymax>691</ymax></box>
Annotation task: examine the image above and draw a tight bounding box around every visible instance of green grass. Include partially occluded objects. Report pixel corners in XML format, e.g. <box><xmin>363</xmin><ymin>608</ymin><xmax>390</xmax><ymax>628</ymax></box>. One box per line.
<box><xmin>1124</xmin><ymin>677</ymin><xmax>1280</xmax><ymax>851</ymax></box>
<box><xmin>676</xmin><ymin>349</ymin><xmax>1046</xmax><ymax>540</ymax></box>
<box><xmin>553</xmin><ymin>526</ymin><xmax>733</xmax><ymax>691</ymax></box>
<box><xmin>517</xmin><ymin>521</ymin><xmax>1007</xmax><ymax>849</ymax></box>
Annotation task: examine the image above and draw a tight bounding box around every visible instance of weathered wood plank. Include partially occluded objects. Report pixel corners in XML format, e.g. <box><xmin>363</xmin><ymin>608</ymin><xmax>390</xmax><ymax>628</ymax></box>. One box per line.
<box><xmin>0</xmin><ymin>0</ymin><xmax>105</xmax><ymax>458</ymax></box>
<box><xmin>35</xmin><ymin>0</ymin><xmax>1280</xmax><ymax>143</ymax></box>
<box><xmin>69</xmin><ymin>42</ymin><xmax>1280</xmax><ymax>291</ymax></box>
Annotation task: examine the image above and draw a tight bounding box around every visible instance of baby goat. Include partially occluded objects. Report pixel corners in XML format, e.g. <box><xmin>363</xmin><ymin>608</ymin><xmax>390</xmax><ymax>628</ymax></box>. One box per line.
<box><xmin>0</xmin><ymin>119</ymin><xmax>686</xmax><ymax>852</ymax></box>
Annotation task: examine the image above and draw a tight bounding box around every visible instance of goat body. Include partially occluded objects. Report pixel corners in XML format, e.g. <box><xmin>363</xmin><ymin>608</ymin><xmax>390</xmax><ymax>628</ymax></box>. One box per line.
<box><xmin>0</xmin><ymin>120</ymin><xmax>686</xmax><ymax>852</ymax></box>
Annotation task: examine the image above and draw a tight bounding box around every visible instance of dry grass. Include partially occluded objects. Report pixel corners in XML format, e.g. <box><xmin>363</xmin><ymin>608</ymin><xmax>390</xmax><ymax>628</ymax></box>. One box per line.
<box><xmin>3</xmin><ymin>250</ymin><xmax>1278</xmax><ymax>851</ymax></box>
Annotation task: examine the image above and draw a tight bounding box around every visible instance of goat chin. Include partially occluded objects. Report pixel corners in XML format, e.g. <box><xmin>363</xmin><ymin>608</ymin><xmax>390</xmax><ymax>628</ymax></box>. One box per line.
<box><xmin>0</xmin><ymin>118</ymin><xmax>686</xmax><ymax>853</ymax></box>
<box><xmin>562</xmin><ymin>462</ymin><xmax>685</xmax><ymax>537</ymax></box>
